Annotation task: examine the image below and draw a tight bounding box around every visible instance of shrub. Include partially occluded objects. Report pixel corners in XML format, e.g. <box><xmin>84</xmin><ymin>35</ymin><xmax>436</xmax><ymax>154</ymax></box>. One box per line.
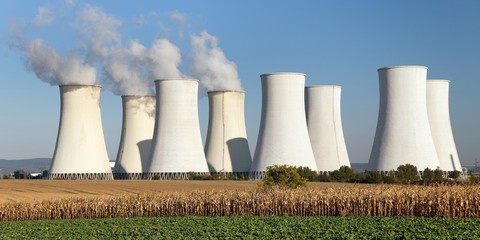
<box><xmin>262</xmin><ymin>165</ymin><xmax>307</xmax><ymax>189</ymax></box>
<box><xmin>396</xmin><ymin>164</ymin><xmax>419</xmax><ymax>184</ymax></box>
<box><xmin>448</xmin><ymin>171</ymin><xmax>461</xmax><ymax>180</ymax></box>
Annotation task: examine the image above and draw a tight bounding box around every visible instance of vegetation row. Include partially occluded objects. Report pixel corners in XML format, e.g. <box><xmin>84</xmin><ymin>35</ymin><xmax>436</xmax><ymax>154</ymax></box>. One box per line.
<box><xmin>1</xmin><ymin>216</ymin><xmax>480</xmax><ymax>239</ymax></box>
<box><xmin>1</xmin><ymin>184</ymin><xmax>480</xmax><ymax>221</ymax></box>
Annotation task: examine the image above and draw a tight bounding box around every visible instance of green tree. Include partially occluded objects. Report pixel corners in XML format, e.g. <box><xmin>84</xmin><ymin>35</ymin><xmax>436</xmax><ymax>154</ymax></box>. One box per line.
<box><xmin>262</xmin><ymin>165</ymin><xmax>307</xmax><ymax>189</ymax></box>
<box><xmin>330</xmin><ymin>166</ymin><xmax>355</xmax><ymax>182</ymax></box>
<box><xmin>296</xmin><ymin>167</ymin><xmax>318</xmax><ymax>181</ymax></box>
<box><xmin>422</xmin><ymin>168</ymin><xmax>435</xmax><ymax>185</ymax></box>
<box><xmin>397</xmin><ymin>164</ymin><xmax>419</xmax><ymax>184</ymax></box>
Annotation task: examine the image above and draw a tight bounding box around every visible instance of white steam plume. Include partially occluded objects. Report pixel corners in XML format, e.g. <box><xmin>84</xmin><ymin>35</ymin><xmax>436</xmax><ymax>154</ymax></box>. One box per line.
<box><xmin>74</xmin><ymin>5</ymin><xmax>122</xmax><ymax>62</ymax></box>
<box><xmin>102</xmin><ymin>38</ymin><xmax>183</xmax><ymax>96</ymax></box>
<box><xmin>32</xmin><ymin>6</ymin><xmax>54</xmax><ymax>27</ymax></box>
<box><xmin>22</xmin><ymin>39</ymin><xmax>97</xmax><ymax>85</ymax></box>
<box><xmin>189</xmin><ymin>30</ymin><xmax>242</xmax><ymax>91</ymax></box>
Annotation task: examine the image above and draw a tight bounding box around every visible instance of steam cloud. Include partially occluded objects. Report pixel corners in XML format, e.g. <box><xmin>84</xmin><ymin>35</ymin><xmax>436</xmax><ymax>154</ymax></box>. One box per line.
<box><xmin>103</xmin><ymin>38</ymin><xmax>183</xmax><ymax>96</ymax></box>
<box><xmin>189</xmin><ymin>31</ymin><xmax>242</xmax><ymax>91</ymax></box>
<box><xmin>13</xmin><ymin>5</ymin><xmax>241</xmax><ymax>95</ymax></box>
<box><xmin>23</xmin><ymin>39</ymin><xmax>97</xmax><ymax>86</ymax></box>
<box><xmin>76</xmin><ymin>6</ymin><xmax>183</xmax><ymax>96</ymax></box>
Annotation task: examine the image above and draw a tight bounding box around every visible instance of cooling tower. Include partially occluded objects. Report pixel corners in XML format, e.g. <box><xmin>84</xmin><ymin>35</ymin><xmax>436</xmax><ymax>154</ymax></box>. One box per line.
<box><xmin>251</xmin><ymin>72</ymin><xmax>317</xmax><ymax>179</ymax></box>
<box><xmin>113</xmin><ymin>95</ymin><xmax>156</xmax><ymax>179</ymax></box>
<box><xmin>146</xmin><ymin>79</ymin><xmax>209</xmax><ymax>179</ymax></box>
<box><xmin>205</xmin><ymin>91</ymin><xmax>252</xmax><ymax>176</ymax></box>
<box><xmin>427</xmin><ymin>80</ymin><xmax>462</xmax><ymax>171</ymax></box>
<box><xmin>368</xmin><ymin>66</ymin><xmax>440</xmax><ymax>171</ymax></box>
<box><xmin>49</xmin><ymin>85</ymin><xmax>113</xmax><ymax>180</ymax></box>
<box><xmin>305</xmin><ymin>85</ymin><xmax>350</xmax><ymax>171</ymax></box>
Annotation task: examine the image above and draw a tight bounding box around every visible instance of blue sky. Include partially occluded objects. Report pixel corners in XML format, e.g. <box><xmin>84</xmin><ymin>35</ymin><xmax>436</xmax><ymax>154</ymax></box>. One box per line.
<box><xmin>0</xmin><ymin>0</ymin><xmax>478</xmax><ymax>166</ymax></box>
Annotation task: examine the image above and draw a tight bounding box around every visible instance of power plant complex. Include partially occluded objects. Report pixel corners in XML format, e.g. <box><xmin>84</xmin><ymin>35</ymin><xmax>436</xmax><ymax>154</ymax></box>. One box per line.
<box><xmin>44</xmin><ymin>66</ymin><xmax>461</xmax><ymax>180</ymax></box>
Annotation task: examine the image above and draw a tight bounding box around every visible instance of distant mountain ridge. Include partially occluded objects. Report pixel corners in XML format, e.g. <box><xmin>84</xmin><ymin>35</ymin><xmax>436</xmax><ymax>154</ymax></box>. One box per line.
<box><xmin>0</xmin><ymin>158</ymin><xmax>51</xmax><ymax>175</ymax></box>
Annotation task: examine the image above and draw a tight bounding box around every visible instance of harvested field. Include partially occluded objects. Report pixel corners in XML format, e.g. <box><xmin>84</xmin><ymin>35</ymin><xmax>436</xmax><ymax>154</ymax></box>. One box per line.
<box><xmin>0</xmin><ymin>180</ymin><xmax>260</xmax><ymax>203</ymax></box>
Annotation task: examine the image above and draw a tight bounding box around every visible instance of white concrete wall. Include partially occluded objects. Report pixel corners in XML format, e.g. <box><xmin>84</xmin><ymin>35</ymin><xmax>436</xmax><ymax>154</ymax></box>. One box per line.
<box><xmin>205</xmin><ymin>91</ymin><xmax>252</xmax><ymax>173</ymax></box>
<box><xmin>147</xmin><ymin>79</ymin><xmax>209</xmax><ymax>173</ymax></box>
<box><xmin>251</xmin><ymin>72</ymin><xmax>317</xmax><ymax>173</ymax></box>
<box><xmin>49</xmin><ymin>85</ymin><xmax>112</xmax><ymax>177</ymax></box>
<box><xmin>114</xmin><ymin>95</ymin><xmax>155</xmax><ymax>175</ymax></box>
<box><xmin>306</xmin><ymin>85</ymin><xmax>350</xmax><ymax>171</ymax></box>
<box><xmin>369</xmin><ymin>66</ymin><xmax>440</xmax><ymax>171</ymax></box>
<box><xmin>427</xmin><ymin>80</ymin><xmax>462</xmax><ymax>171</ymax></box>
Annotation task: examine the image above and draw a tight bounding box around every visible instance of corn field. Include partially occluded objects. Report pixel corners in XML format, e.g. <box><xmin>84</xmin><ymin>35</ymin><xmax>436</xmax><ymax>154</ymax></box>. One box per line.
<box><xmin>1</xmin><ymin>185</ymin><xmax>480</xmax><ymax>221</ymax></box>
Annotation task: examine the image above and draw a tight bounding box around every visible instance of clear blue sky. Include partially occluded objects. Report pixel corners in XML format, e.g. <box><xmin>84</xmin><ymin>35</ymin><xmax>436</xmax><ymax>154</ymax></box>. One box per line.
<box><xmin>0</xmin><ymin>0</ymin><xmax>478</xmax><ymax>166</ymax></box>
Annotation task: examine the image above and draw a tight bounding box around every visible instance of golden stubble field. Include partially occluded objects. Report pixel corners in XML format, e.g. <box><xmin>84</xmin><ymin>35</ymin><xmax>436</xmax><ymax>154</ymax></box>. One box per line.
<box><xmin>0</xmin><ymin>180</ymin><xmax>263</xmax><ymax>203</ymax></box>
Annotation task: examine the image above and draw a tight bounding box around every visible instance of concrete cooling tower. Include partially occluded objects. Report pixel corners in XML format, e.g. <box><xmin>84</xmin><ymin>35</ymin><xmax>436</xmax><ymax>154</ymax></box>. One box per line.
<box><xmin>305</xmin><ymin>85</ymin><xmax>350</xmax><ymax>172</ymax></box>
<box><xmin>146</xmin><ymin>79</ymin><xmax>209</xmax><ymax>179</ymax></box>
<box><xmin>427</xmin><ymin>80</ymin><xmax>462</xmax><ymax>171</ymax></box>
<box><xmin>205</xmin><ymin>91</ymin><xmax>252</xmax><ymax>176</ymax></box>
<box><xmin>113</xmin><ymin>95</ymin><xmax>156</xmax><ymax>179</ymax></box>
<box><xmin>49</xmin><ymin>85</ymin><xmax>113</xmax><ymax>180</ymax></box>
<box><xmin>368</xmin><ymin>66</ymin><xmax>440</xmax><ymax>172</ymax></box>
<box><xmin>251</xmin><ymin>72</ymin><xmax>317</xmax><ymax>179</ymax></box>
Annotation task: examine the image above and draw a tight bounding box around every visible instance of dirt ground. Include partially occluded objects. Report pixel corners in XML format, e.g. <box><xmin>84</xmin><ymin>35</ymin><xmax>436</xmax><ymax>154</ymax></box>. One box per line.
<box><xmin>0</xmin><ymin>180</ymin><xmax>364</xmax><ymax>203</ymax></box>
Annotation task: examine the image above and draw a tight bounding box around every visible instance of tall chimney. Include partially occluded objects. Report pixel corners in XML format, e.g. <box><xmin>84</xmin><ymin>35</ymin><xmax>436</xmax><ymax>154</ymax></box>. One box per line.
<box><xmin>49</xmin><ymin>85</ymin><xmax>113</xmax><ymax>180</ymax></box>
<box><xmin>113</xmin><ymin>95</ymin><xmax>155</xmax><ymax>179</ymax></box>
<box><xmin>205</xmin><ymin>90</ymin><xmax>252</xmax><ymax>176</ymax></box>
<box><xmin>251</xmin><ymin>72</ymin><xmax>317</xmax><ymax>179</ymax></box>
<box><xmin>305</xmin><ymin>85</ymin><xmax>350</xmax><ymax>171</ymax></box>
<box><xmin>369</xmin><ymin>66</ymin><xmax>440</xmax><ymax>171</ymax></box>
<box><xmin>146</xmin><ymin>79</ymin><xmax>209</xmax><ymax>179</ymax></box>
<box><xmin>427</xmin><ymin>80</ymin><xmax>462</xmax><ymax>171</ymax></box>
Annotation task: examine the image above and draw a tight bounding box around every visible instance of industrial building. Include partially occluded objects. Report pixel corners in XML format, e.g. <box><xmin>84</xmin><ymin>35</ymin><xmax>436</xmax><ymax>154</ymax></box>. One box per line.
<box><xmin>113</xmin><ymin>95</ymin><xmax>156</xmax><ymax>179</ymax></box>
<box><xmin>49</xmin><ymin>85</ymin><xmax>113</xmax><ymax>180</ymax></box>
<box><xmin>305</xmin><ymin>85</ymin><xmax>350</xmax><ymax>171</ymax></box>
<box><xmin>368</xmin><ymin>66</ymin><xmax>440</xmax><ymax>171</ymax></box>
<box><xmin>205</xmin><ymin>90</ymin><xmax>252</xmax><ymax>177</ymax></box>
<box><xmin>251</xmin><ymin>72</ymin><xmax>318</xmax><ymax>179</ymax></box>
<box><xmin>427</xmin><ymin>80</ymin><xmax>462</xmax><ymax>171</ymax></box>
<box><xmin>146</xmin><ymin>79</ymin><xmax>209</xmax><ymax>179</ymax></box>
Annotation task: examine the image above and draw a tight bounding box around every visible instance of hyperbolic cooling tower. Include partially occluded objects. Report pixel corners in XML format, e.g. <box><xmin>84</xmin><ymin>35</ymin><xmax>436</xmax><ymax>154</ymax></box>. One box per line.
<box><xmin>113</xmin><ymin>95</ymin><xmax>156</xmax><ymax>179</ymax></box>
<box><xmin>49</xmin><ymin>85</ymin><xmax>113</xmax><ymax>180</ymax></box>
<box><xmin>305</xmin><ymin>85</ymin><xmax>350</xmax><ymax>171</ymax></box>
<box><xmin>427</xmin><ymin>80</ymin><xmax>462</xmax><ymax>171</ymax></box>
<box><xmin>205</xmin><ymin>91</ymin><xmax>252</xmax><ymax>175</ymax></box>
<box><xmin>147</xmin><ymin>79</ymin><xmax>209</xmax><ymax>179</ymax></box>
<box><xmin>368</xmin><ymin>66</ymin><xmax>440</xmax><ymax>171</ymax></box>
<box><xmin>251</xmin><ymin>72</ymin><xmax>317</xmax><ymax>179</ymax></box>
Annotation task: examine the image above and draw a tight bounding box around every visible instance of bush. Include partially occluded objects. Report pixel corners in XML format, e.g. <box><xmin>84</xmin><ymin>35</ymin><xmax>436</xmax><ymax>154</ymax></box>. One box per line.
<box><xmin>448</xmin><ymin>171</ymin><xmax>461</xmax><ymax>180</ymax></box>
<box><xmin>296</xmin><ymin>167</ymin><xmax>318</xmax><ymax>181</ymax></box>
<box><xmin>262</xmin><ymin>165</ymin><xmax>307</xmax><ymax>189</ymax></box>
<box><xmin>396</xmin><ymin>164</ymin><xmax>419</xmax><ymax>184</ymax></box>
<box><xmin>330</xmin><ymin>166</ymin><xmax>355</xmax><ymax>182</ymax></box>
<box><xmin>317</xmin><ymin>173</ymin><xmax>332</xmax><ymax>182</ymax></box>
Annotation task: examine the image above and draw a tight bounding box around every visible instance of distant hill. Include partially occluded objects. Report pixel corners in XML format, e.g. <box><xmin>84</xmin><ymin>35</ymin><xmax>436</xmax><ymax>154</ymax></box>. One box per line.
<box><xmin>0</xmin><ymin>158</ymin><xmax>51</xmax><ymax>175</ymax></box>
